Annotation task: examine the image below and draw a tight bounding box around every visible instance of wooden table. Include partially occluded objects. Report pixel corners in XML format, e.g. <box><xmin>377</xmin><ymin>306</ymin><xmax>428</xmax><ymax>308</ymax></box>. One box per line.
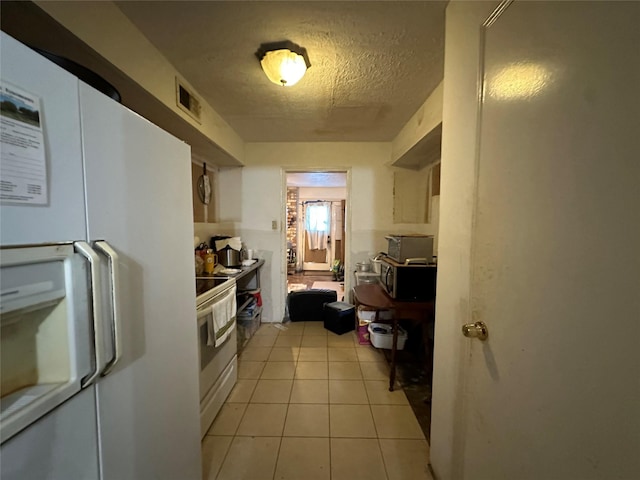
<box><xmin>353</xmin><ymin>284</ymin><xmax>435</xmax><ymax>391</ymax></box>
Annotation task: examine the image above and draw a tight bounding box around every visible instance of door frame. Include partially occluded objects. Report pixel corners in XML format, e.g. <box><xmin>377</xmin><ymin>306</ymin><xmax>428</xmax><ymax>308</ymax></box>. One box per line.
<box><xmin>430</xmin><ymin>1</ymin><xmax>504</xmax><ymax>478</ymax></box>
<box><xmin>281</xmin><ymin>168</ymin><xmax>352</xmax><ymax>296</ymax></box>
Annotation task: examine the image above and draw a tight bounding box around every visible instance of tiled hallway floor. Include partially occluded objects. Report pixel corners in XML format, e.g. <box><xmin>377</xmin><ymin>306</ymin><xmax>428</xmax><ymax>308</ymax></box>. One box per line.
<box><xmin>202</xmin><ymin>321</ymin><xmax>433</xmax><ymax>480</ymax></box>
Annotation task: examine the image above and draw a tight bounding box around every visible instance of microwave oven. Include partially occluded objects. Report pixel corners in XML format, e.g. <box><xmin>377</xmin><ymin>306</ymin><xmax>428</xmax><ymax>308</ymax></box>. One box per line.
<box><xmin>380</xmin><ymin>257</ymin><xmax>437</xmax><ymax>301</ymax></box>
<box><xmin>385</xmin><ymin>235</ymin><xmax>433</xmax><ymax>263</ymax></box>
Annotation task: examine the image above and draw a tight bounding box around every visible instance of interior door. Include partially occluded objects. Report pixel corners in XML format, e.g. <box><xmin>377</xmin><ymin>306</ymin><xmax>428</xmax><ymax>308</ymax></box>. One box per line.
<box><xmin>459</xmin><ymin>1</ymin><xmax>639</xmax><ymax>478</ymax></box>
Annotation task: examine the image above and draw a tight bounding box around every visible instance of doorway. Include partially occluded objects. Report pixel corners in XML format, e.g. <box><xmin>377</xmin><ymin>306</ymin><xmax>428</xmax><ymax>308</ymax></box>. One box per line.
<box><xmin>284</xmin><ymin>170</ymin><xmax>348</xmax><ymax>300</ymax></box>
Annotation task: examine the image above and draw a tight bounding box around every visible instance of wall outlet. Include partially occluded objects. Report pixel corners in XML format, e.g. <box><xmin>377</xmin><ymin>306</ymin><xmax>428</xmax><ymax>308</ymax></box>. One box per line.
<box><xmin>272</xmin><ymin>220</ymin><xmax>278</xmax><ymax>230</ymax></box>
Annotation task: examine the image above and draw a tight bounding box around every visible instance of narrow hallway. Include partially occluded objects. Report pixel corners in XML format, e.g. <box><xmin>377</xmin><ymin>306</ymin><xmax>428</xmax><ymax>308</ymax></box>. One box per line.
<box><xmin>202</xmin><ymin>321</ymin><xmax>432</xmax><ymax>480</ymax></box>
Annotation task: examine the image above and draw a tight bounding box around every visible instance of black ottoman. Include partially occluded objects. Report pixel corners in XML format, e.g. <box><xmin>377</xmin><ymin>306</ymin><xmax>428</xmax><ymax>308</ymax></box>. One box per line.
<box><xmin>323</xmin><ymin>301</ymin><xmax>356</xmax><ymax>335</ymax></box>
<box><xmin>288</xmin><ymin>289</ymin><xmax>337</xmax><ymax>322</ymax></box>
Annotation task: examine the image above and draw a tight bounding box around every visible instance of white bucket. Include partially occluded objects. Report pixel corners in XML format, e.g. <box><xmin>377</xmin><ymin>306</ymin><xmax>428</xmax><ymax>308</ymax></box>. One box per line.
<box><xmin>368</xmin><ymin>323</ymin><xmax>407</xmax><ymax>350</ymax></box>
<box><xmin>370</xmin><ymin>258</ymin><xmax>382</xmax><ymax>274</ymax></box>
<box><xmin>370</xmin><ymin>253</ymin><xmax>385</xmax><ymax>274</ymax></box>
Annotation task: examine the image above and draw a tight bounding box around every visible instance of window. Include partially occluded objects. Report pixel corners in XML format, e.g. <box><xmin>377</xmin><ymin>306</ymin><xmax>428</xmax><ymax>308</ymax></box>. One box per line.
<box><xmin>305</xmin><ymin>204</ymin><xmax>329</xmax><ymax>233</ymax></box>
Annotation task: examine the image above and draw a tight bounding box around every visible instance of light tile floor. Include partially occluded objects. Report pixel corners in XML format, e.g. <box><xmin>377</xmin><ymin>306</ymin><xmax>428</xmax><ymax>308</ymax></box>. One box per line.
<box><xmin>202</xmin><ymin>322</ymin><xmax>433</xmax><ymax>480</ymax></box>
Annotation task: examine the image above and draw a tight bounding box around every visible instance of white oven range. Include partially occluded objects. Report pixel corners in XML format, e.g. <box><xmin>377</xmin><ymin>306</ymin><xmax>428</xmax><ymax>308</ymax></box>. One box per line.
<box><xmin>196</xmin><ymin>277</ymin><xmax>237</xmax><ymax>437</ymax></box>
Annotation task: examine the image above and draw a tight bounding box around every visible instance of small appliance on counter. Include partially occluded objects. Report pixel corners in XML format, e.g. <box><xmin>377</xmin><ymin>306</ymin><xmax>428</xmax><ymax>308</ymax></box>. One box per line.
<box><xmin>211</xmin><ymin>236</ymin><xmax>243</xmax><ymax>268</ymax></box>
<box><xmin>385</xmin><ymin>234</ymin><xmax>434</xmax><ymax>264</ymax></box>
<box><xmin>379</xmin><ymin>256</ymin><xmax>437</xmax><ymax>301</ymax></box>
<box><xmin>218</xmin><ymin>247</ymin><xmax>241</xmax><ymax>267</ymax></box>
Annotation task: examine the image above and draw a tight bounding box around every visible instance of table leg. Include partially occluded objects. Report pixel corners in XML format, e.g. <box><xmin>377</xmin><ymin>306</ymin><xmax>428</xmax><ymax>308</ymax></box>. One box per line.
<box><xmin>389</xmin><ymin>316</ymin><xmax>398</xmax><ymax>391</ymax></box>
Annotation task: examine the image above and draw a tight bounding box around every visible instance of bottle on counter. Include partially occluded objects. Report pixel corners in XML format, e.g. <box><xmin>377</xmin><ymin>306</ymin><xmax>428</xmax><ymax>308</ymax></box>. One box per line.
<box><xmin>204</xmin><ymin>249</ymin><xmax>217</xmax><ymax>274</ymax></box>
<box><xmin>195</xmin><ymin>255</ymin><xmax>204</xmax><ymax>275</ymax></box>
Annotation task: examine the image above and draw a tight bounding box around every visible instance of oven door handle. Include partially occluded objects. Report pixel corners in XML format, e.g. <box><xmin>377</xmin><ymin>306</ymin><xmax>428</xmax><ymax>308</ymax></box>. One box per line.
<box><xmin>404</xmin><ymin>257</ymin><xmax>428</xmax><ymax>265</ymax></box>
<box><xmin>197</xmin><ymin>307</ymin><xmax>211</xmax><ymax>327</ymax></box>
<box><xmin>385</xmin><ymin>267</ymin><xmax>392</xmax><ymax>293</ymax></box>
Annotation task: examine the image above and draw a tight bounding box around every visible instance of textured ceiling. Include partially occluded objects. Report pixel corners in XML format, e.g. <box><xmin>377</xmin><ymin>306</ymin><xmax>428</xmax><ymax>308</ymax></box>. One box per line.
<box><xmin>287</xmin><ymin>172</ymin><xmax>347</xmax><ymax>188</ymax></box>
<box><xmin>115</xmin><ymin>1</ymin><xmax>446</xmax><ymax>142</ymax></box>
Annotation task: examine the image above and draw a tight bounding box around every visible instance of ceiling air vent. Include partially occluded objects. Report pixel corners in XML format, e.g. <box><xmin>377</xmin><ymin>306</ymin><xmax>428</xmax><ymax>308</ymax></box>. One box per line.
<box><xmin>176</xmin><ymin>78</ymin><xmax>201</xmax><ymax>123</ymax></box>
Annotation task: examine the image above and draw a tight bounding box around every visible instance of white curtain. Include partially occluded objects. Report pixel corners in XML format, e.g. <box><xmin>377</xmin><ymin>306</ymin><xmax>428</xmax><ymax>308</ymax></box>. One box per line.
<box><xmin>305</xmin><ymin>202</ymin><xmax>330</xmax><ymax>250</ymax></box>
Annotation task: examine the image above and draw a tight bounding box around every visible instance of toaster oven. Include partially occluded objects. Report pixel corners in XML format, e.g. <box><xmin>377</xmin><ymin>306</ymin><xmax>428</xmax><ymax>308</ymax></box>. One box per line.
<box><xmin>385</xmin><ymin>234</ymin><xmax>434</xmax><ymax>263</ymax></box>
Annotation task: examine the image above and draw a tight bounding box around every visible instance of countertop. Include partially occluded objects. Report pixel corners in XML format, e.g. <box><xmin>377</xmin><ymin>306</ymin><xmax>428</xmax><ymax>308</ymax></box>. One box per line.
<box><xmin>195</xmin><ymin>259</ymin><xmax>264</xmax><ymax>304</ymax></box>
<box><xmin>197</xmin><ymin>258</ymin><xmax>264</xmax><ymax>282</ymax></box>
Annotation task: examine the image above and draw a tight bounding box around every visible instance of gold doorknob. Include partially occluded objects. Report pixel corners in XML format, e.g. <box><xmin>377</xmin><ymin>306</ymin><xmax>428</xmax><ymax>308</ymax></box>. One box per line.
<box><xmin>462</xmin><ymin>321</ymin><xmax>488</xmax><ymax>341</ymax></box>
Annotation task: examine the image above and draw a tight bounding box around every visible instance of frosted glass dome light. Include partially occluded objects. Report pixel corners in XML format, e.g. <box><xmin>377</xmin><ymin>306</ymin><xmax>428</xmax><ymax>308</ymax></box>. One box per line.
<box><xmin>256</xmin><ymin>42</ymin><xmax>311</xmax><ymax>87</ymax></box>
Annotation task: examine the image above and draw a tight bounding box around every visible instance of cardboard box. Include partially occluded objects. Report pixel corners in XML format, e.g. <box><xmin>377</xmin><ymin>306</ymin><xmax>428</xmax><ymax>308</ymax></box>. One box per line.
<box><xmin>357</xmin><ymin>324</ymin><xmax>371</xmax><ymax>345</ymax></box>
<box><xmin>357</xmin><ymin>307</ymin><xmax>393</xmax><ymax>324</ymax></box>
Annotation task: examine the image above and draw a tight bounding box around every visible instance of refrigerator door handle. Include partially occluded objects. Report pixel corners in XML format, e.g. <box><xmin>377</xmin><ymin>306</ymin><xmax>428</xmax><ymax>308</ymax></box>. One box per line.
<box><xmin>74</xmin><ymin>241</ymin><xmax>106</xmax><ymax>388</ymax></box>
<box><xmin>94</xmin><ymin>241</ymin><xmax>122</xmax><ymax>376</ymax></box>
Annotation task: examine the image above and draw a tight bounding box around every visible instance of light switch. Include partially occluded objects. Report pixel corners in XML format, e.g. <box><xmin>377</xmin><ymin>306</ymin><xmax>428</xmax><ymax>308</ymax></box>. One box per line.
<box><xmin>272</xmin><ymin>220</ymin><xmax>278</xmax><ymax>230</ymax></box>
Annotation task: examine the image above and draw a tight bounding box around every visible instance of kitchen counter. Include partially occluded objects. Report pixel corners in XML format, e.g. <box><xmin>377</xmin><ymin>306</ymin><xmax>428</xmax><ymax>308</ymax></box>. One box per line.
<box><xmin>227</xmin><ymin>258</ymin><xmax>265</xmax><ymax>283</ymax></box>
<box><xmin>195</xmin><ymin>259</ymin><xmax>265</xmax><ymax>303</ymax></box>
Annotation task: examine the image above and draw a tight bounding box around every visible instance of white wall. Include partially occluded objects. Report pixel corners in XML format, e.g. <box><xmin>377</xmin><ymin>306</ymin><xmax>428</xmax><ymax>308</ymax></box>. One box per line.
<box><xmin>429</xmin><ymin>2</ymin><xmax>497</xmax><ymax>479</ymax></box>
<box><xmin>222</xmin><ymin>142</ymin><xmax>439</xmax><ymax>323</ymax></box>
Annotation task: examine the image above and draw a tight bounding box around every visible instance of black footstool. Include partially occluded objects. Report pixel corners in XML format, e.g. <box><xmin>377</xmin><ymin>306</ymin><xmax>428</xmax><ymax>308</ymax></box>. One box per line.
<box><xmin>323</xmin><ymin>301</ymin><xmax>356</xmax><ymax>335</ymax></box>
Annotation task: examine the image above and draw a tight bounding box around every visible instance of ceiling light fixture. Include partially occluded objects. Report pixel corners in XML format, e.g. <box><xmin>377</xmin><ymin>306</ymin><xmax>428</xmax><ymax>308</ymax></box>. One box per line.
<box><xmin>255</xmin><ymin>41</ymin><xmax>311</xmax><ymax>87</ymax></box>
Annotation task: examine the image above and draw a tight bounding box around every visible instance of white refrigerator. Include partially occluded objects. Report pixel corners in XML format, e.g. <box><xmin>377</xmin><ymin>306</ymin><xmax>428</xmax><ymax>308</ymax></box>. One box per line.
<box><xmin>0</xmin><ymin>33</ymin><xmax>202</xmax><ymax>479</ymax></box>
